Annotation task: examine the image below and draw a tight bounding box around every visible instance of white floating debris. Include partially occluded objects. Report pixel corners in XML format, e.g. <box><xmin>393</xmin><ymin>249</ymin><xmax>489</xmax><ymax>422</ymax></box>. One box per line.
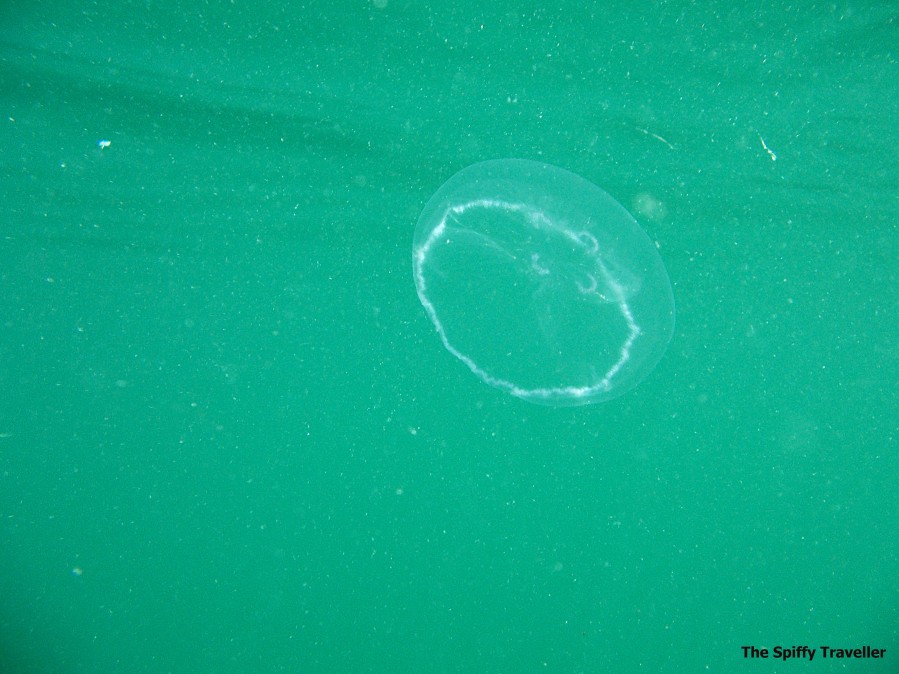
<box><xmin>758</xmin><ymin>134</ymin><xmax>777</xmax><ymax>161</ymax></box>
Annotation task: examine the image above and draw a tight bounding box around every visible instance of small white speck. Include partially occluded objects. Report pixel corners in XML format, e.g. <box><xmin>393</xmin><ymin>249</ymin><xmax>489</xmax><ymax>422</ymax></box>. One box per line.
<box><xmin>758</xmin><ymin>134</ymin><xmax>777</xmax><ymax>161</ymax></box>
<box><xmin>97</xmin><ymin>139</ymin><xmax>111</xmax><ymax>150</ymax></box>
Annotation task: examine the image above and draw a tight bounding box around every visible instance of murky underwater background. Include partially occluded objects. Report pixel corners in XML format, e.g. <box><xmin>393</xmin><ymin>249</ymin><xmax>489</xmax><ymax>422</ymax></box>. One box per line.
<box><xmin>1</xmin><ymin>1</ymin><xmax>896</xmax><ymax>672</ymax></box>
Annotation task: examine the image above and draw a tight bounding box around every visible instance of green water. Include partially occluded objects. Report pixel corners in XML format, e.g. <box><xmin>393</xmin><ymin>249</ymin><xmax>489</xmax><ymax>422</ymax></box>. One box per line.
<box><xmin>1</xmin><ymin>2</ymin><xmax>896</xmax><ymax>672</ymax></box>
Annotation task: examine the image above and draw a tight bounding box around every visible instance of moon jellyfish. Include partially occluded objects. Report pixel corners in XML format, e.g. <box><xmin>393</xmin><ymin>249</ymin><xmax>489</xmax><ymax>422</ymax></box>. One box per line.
<box><xmin>412</xmin><ymin>159</ymin><xmax>675</xmax><ymax>406</ymax></box>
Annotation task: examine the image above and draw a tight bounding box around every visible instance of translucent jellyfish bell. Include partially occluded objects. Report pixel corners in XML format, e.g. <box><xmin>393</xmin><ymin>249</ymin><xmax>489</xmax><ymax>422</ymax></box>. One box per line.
<box><xmin>412</xmin><ymin>159</ymin><xmax>675</xmax><ymax>406</ymax></box>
